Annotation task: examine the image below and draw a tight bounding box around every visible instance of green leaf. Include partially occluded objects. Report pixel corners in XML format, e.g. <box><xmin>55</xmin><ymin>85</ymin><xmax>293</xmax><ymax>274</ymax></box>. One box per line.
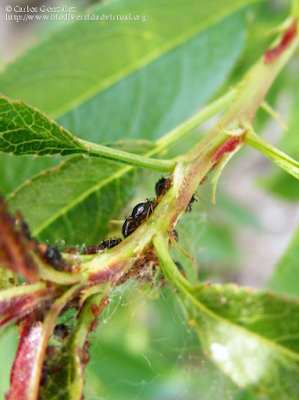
<box><xmin>0</xmin><ymin>0</ymin><xmax>252</xmax><ymax>144</ymax></box>
<box><xmin>0</xmin><ymin>154</ymin><xmax>58</xmax><ymax>196</ymax></box>
<box><xmin>7</xmin><ymin>156</ymin><xmax>134</xmax><ymax>245</ymax></box>
<box><xmin>0</xmin><ymin>0</ymin><xmax>252</xmax><ymax>194</ymax></box>
<box><xmin>186</xmin><ymin>283</ymin><xmax>299</xmax><ymax>399</ymax></box>
<box><xmin>85</xmin><ymin>281</ymin><xmax>262</xmax><ymax>400</ymax></box>
<box><xmin>0</xmin><ymin>327</ymin><xmax>18</xmax><ymax>399</ymax></box>
<box><xmin>0</xmin><ymin>267</ymin><xmax>16</xmax><ymax>290</ymax></box>
<box><xmin>154</xmin><ymin>237</ymin><xmax>299</xmax><ymax>399</ymax></box>
<box><xmin>0</xmin><ymin>97</ymin><xmax>172</xmax><ymax>172</ymax></box>
<box><xmin>0</xmin><ymin>96</ymin><xmax>85</xmax><ymax>156</ymax></box>
<box><xmin>267</xmin><ymin>225</ymin><xmax>299</xmax><ymax>296</ymax></box>
<box><xmin>7</xmin><ymin>140</ymin><xmax>156</xmax><ymax>245</ymax></box>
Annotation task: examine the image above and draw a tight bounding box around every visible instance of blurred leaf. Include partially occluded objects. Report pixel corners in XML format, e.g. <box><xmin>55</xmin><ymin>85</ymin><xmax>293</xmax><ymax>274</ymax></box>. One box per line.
<box><xmin>155</xmin><ymin>240</ymin><xmax>299</xmax><ymax>399</ymax></box>
<box><xmin>7</xmin><ymin>151</ymin><xmax>143</xmax><ymax>246</ymax></box>
<box><xmin>245</xmin><ymin>129</ymin><xmax>299</xmax><ymax>181</ymax></box>
<box><xmin>85</xmin><ymin>282</ymin><xmax>266</xmax><ymax>400</ymax></box>
<box><xmin>0</xmin><ymin>0</ymin><xmax>252</xmax><ymax>144</ymax></box>
<box><xmin>0</xmin><ymin>96</ymin><xmax>86</xmax><ymax>156</ymax></box>
<box><xmin>267</xmin><ymin>225</ymin><xmax>299</xmax><ymax>296</ymax></box>
<box><xmin>86</xmin><ymin>283</ymin><xmax>198</xmax><ymax>400</ymax></box>
<box><xmin>0</xmin><ymin>266</ymin><xmax>16</xmax><ymax>290</ymax></box>
<box><xmin>186</xmin><ymin>283</ymin><xmax>299</xmax><ymax>399</ymax></box>
<box><xmin>215</xmin><ymin>195</ymin><xmax>261</xmax><ymax>230</ymax></box>
<box><xmin>0</xmin><ymin>327</ymin><xmax>18</xmax><ymax>399</ymax></box>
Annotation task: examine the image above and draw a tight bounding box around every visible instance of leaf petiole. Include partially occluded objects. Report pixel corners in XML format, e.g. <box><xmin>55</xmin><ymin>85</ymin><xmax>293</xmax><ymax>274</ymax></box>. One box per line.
<box><xmin>244</xmin><ymin>129</ymin><xmax>299</xmax><ymax>180</ymax></box>
<box><xmin>78</xmin><ymin>138</ymin><xmax>175</xmax><ymax>172</ymax></box>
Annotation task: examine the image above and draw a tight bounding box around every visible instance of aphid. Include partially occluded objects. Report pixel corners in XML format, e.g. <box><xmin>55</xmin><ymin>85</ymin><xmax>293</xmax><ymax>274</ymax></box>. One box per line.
<box><xmin>65</xmin><ymin>247</ymin><xmax>80</xmax><ymax>255</ymax></box>
<box><xmin>155</xmin><ymin>176</ymin><xmax>171</xmax><ymax>198</ymax></box>
<box><xmin>38</xmin><ymin>243</ymin><xmax>64</xmax><ymax>271</ymax></box>
<box><xmin>172</xmin><ymin>230</ymin><xmax>179</xmax><ymax>242</ymax></box>
<box><xmin>131</xmin><ymin>199</ymin><xmax>156</xmax><ymax>223</ymax></box>
<box><xmin>83</xmin><ymin>238</ymin><xmax>122</xmax><ymax>254</ymax></box>
<box><xmin>79</xmin><ymin>341</ymin><xmax>91</xmax><ymax>366</ymax></box>
<box><xmin>53</xmin><ymin>323</ymin><xmax>70</xmax><ymax>341</ymax></box>
<box><xmin>175</xmin><ymin>261</ymin><xmax>183</xmax><ymax>271</ymax></box>
<box><xmin>122</xmin><ymin>218</ymin><xmax>139</xmax><ymax>238</ymax></box>
<box><xmin>175</xmin><ymin>261</ymin><xmax>186</xmax><ymax>278</ymax></box>
<box><xmin>186</xmin><ymin>194</ymin><xmax>197</xmax><ymax>212</ymax></box>
<box><xmin>14</xmin><ymin>212</ymin><xmax>32</xmax><ymax>240</ymax></box>
<box><xmin>44</xmin><ymin>245</ymin><xmax>64</xmax><ymax>270</ymax></box>
<box><xmin>98</xmin><ymin>238</ymin><xmax>122</xmax><ymax>250</ymax></box>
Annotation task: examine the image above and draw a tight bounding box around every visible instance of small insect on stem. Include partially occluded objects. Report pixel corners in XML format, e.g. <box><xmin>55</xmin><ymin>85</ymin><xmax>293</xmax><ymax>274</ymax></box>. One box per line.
<box><xmin>38</xmin><ymin>244</ymin><xmax>64</xmax><ymax>271</ymax></box>
<box><xmin>53</xmin><ymin>323</ymin><xmax>70</xmax><ymax>341</ymax></box>
<box><xmin>155</xmin><ymin>176</ymin><xmax>172</xmax><ymax>200</ymax></box>
<box><xmin>122</xmin><ymin>218</ymin><xmax>139</xmax><ymax>238</ymax></box>
<box><xmin>131</xmin><ymin>199</ymin><xmax>157</xmax><ymax>223</ymax></box>
<box><xmin>186</xmin><ymin>193</ymin><xmax>197</xmax><ymax>212</ymax></box>
<box><xmin>83</xmin><ymin>238</ymin><xmax>122</xmax><ymax>254</ymax></box>
<box><xmin>122</xmin><ymin>199</ymin><xmax>157</xmax><ymax>238</ymax></box>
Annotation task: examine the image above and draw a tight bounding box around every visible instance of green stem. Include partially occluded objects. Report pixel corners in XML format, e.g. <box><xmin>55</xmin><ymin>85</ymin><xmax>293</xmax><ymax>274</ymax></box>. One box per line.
<box><xmin>292</xmin><ymin>0</ymin><xmax>299</xmax><ymax>18</ymax></box>
<box><xmin>245</xmin><ymin>129</ymin><xmax>299</xmax><ymax>180</ymax></box>
<box><xmin>153</xmin><ymin>234</ymin><xmax>193</xmax><ymax>292</ymax></box>
<box><xmin>154</xmin><ymin>88</ymin><xmax>238</xmax><ymax>151</ymax></box>
<box><xmin>78</xmin><ymin>139</ymin><xmax>175</xmax><ymax>172</ymax></box>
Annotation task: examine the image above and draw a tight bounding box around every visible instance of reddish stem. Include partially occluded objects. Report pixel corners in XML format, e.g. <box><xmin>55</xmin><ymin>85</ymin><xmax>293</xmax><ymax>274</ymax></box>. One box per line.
<box><xmin>264</xmin><ymin>21</ymin><xmax>297</xmax><ymax>64</ymax></box>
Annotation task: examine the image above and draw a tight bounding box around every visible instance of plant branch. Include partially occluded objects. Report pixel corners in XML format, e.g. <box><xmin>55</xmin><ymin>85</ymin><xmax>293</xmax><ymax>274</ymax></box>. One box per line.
<box><xmin>292</xmin><ymin>0</ymin><xmax>299</xmax><ymax>18</ymax></box>
<box><xmin>76</xmin><ymin>18</ymin><xmax>299</xmax><ymax>283</ymax></box>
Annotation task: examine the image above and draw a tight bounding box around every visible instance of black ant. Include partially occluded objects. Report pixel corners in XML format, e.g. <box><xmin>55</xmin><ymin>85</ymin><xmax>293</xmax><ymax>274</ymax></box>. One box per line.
<box><xmin>83</xmin><ymin>238</ymin><xmax>122</xmax><ymax>254</ymax></box>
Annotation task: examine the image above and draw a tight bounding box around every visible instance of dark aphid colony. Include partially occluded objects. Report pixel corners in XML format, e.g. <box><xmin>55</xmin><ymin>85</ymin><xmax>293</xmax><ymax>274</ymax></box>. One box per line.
<box><xmin>122</xmin><ymin>199</ymin><xmax>157</xmax><ymax>238</ymax></box>
<box><xmin>122</xmin><ymin>177</ymin><xmax>172</xmax><ymax>239</ymax></box>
